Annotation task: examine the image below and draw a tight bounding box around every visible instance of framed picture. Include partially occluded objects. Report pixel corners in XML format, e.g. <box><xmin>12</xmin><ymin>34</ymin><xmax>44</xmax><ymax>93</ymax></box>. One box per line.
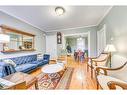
<box><xmin>57</xmin><ymin>32</ymin><xmax>62</xmax><ymax>44</ymax></box>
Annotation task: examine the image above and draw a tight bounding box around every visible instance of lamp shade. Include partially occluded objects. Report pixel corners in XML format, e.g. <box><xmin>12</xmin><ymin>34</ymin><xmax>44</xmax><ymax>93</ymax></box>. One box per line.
<box><xmin>104</xmin><ymin>44</ymin><xmax>116</xmax><ymax>52</ymax></box>
<box><xmin>0</xmin><ymin>34</ymin><xmax>10</xmax><ymax>43</ymax></box>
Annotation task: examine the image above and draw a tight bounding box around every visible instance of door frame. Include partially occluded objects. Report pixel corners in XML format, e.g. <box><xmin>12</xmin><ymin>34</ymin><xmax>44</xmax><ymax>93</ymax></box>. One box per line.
<box><xmin>97</xmin><ymin>24</ymin><xmax>106</xmax><ymax>55</ymax></box>
<box><xmin>63</xmin><ymin>32</ymin><xmax>90</xmax><ymax>56</ymax></box>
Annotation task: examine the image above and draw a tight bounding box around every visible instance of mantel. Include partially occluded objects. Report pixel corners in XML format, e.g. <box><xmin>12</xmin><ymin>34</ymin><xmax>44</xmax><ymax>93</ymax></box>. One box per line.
<box><xmin>1</xmin><ymin>49</ymin><xmax>36</xmax><ymax>53</ymax></box>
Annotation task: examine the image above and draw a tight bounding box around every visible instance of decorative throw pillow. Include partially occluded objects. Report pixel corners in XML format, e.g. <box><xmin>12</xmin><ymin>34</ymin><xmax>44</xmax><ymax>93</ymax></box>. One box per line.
<box><xmin>3</xmin><ymin>59</ymin><xmax>16</xmax><ymax>67</ymax></box>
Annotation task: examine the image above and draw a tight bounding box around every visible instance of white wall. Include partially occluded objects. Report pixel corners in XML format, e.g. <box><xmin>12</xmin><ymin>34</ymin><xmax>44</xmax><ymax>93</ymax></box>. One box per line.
<box><xmin>0</xmin><ymin>11</ymin><xmax>46</xmax><ymax>59</ymax></box>
<box><xmin>46</xmin><ymin>35</ymin><xmax>57</xmax><ymax>59</ymax></box>
<box><xmin>97</xmin><ymin>6</ymin><xmax>127</xmax><ymax>67</ymax></box>
<box><xmin>88</xmin><ymin>31</ymin><xmax>97</xmax><ymax>57</ymax></box>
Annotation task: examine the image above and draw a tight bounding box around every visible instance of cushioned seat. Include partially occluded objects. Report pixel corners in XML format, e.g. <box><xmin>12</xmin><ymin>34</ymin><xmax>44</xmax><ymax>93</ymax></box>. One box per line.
<box><xmin>32</xmin><ymin>54</ymin><xmax>50</xmax><ymax>67</ymax></box>
<box><xmin>97</xmin><ymin>74</ymin><xmax>126</xmax><ymax>90</ymax></box>
<box><xmin>37</xmin><ymin>60</ymin><xmax>49</xmax><ymax>66</ymax></box>
<box><xmin>31</xmin><ymin>59</ymin><xmax>48</xmax><ymax>67</ymax></box>
<box><xmin>15</xmin><ymin>63</ymin><xmax>37</xmax><ymax>73</ymax></box>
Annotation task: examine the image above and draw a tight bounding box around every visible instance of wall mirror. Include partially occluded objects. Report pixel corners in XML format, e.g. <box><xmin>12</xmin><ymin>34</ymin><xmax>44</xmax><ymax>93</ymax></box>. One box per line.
<box><xmin>0</xmin><ymin>25</ymin><xmax>35</xmax><ymax>53</ymax></box>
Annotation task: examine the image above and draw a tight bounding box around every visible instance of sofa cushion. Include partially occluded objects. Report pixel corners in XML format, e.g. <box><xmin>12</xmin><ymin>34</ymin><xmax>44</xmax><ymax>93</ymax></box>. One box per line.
<box><xmin>38</xmin><ymin>60</ymin><xmax>48</xmax><ymax>66</ymax></box>
<box><xmin>97</xmin><ymin>75</ymin><xmax>127</xmax><ymax>90</ymax></box>
<box><xmin>10</xmin><ymin>54</ymin><xmax>37</xmax><ymax>65</ymax></box>
<box><xmin>15</xmin><ymin>63</ymin><xmax>37</xmax><ymax>73</ymax></box>
<box><xmin>31</xmin><ymin>59</ymin><xmax>48</xmax><ymax>67</ymax></box>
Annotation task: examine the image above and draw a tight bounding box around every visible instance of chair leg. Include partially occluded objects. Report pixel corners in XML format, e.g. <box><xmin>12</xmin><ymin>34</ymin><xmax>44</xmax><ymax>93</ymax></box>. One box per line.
<box><xmin>97</xmin><ymin>81</ymin><xmax>99</xmax><ymax>90</ymax></box>
<box><xmin>94</xmin><ymin>69</ymin><xmax>97</xmax><ymax>79</ymax></box>
<box><xmin>35</xmin><ymin>80</ymin><xmax>39</xmax><ymax>90</ymax></box>
<box><xmin>87</xmin><ymin>64</ymin><xmax>89</xmax><ymax>72</ymax></box>
<box><xmin>95</xmin><ymin>70</ymin><xmax>99</xmax><ymax>90</ymax></box>
<box><xmin>91</xmin><ymin>67</ymin><xmax>93</xmax><ymax>78</ymax></box>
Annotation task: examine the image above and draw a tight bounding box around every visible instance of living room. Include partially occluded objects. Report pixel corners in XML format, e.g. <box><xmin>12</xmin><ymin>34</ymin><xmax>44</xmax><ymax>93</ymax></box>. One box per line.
<box><xmin>0</xmin><ymin>4</ymin><xmax>127</xmax><ymax>94</ymax></box>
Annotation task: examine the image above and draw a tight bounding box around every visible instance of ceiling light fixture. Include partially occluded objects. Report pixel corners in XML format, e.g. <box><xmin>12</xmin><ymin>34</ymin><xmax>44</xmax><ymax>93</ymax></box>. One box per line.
<box><xmin>55</xmin><ymin>7</ymin><xmax>65</xmax><ymax>16</ymax></box>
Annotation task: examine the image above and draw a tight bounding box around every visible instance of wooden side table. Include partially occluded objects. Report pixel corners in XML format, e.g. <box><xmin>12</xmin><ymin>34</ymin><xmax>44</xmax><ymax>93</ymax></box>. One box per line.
<box><xmin>3</xmin><ymin>72</ymin><xmax>38</xmax><ymax>89</ymax></box>
<box><xmin>49</xmin><ymin>59</ymin><xmax>57</xmax><ymax>64</ymax></box>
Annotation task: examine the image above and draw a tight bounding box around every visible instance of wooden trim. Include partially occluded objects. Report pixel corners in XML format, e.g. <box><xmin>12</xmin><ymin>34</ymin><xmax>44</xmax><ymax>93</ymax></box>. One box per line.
<box><xmin>107</xmin><ymin>81</ymin><xmax>127</xmax><ymax>90</ymax></box>
<box><xmin>0</xmin><ymin>25</ymin><xmax>35</xmax><ymax>37</ymax></box>
<box><xmin>96</xmin><ymin>61</ymin><xmax>127</xmax><ymax>73</ymax></box>
<box><xmin>96</xmin><ymin>67</ymin><xmax>108</xmax><ymax>75</ymax></box>
<box><xmin>1</xmin><ymin>49</ymin><xmax>36</xmax><ymax>53</ymax></box>
<box><xmin>93</xmin><ymin>57</ymin><xmax>109</xmax><ymax>63</ymax></box>
<box><xmin>96</xmin><ymin>62</ymin><xmax>127</xmax><ymax>76</ymax></box>
<box><xmin>87</xmin><ymin>52</ymin><xmax>109</xmax><ymax>60</ymax></box>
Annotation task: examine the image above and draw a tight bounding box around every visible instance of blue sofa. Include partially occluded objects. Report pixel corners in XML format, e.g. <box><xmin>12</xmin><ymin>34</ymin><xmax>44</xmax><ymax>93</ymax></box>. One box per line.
<box><xmin>0</xmin><ymin>54</ymin><xmax>50</xmax><ymax>77</ymax></box>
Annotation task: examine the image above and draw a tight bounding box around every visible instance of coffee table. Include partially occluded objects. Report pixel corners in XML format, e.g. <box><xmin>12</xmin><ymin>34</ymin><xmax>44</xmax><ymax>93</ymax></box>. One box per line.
<box><xmin>3</xmin><ymin>72</ymin><xmax>38</xmax><ymax>89</ymax></box>
<box><xmin>42</xmin><ymin>64</ymin><xmax>64</xmax><ymax>73</ymax></box>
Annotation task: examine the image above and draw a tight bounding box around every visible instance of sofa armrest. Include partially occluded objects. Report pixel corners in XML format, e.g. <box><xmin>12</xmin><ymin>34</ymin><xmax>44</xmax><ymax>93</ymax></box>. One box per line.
<box><xmin>107</xmin><ymin>81</ymin><xmax>127</xmax><ymax>90</ymax></box>
<box><xmin>93</xmin><ymin>57</ymin><xmax>108</xmax><ymax>62</ymax></box>
<box><xmin>96</xmin><ymin>62</ymin><xmax>127</xmax><ymax>76</ymax></box>
<box><xmin>87</xmin><ymin>57</ymin><xmax>97</xmax><ymax>61</ymax></box>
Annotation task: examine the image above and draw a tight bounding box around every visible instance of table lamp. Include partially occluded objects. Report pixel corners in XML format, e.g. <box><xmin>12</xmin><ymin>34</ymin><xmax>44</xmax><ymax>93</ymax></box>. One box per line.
<box><xmin>104</xmin><ymin>44</ymin><xmax>116</xmax><ymax>68</ymax></box>
<box><xmin>0</xmin><ymin>33</ymin><xmax>10</xmax><ymax>51</ymax></box>
<box><xmin>0</xmin><ymin>34</ymin><xmax>10</xmax><ymax>43</ymax></box>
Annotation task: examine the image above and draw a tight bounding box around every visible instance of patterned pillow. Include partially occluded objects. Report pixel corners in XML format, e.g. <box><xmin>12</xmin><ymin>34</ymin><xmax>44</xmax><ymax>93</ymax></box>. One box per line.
<box><xmin>3</xmin><ymin>59</ymin><xmax>16</xmax><ymax>67</ymax></box>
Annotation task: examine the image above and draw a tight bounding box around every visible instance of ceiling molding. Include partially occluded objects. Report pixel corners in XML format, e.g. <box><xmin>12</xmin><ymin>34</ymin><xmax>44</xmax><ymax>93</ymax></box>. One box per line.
<box><xmin>96</xmin><ymin>6</ymin><xmax>113</xmax><ymax>26</ymax></box>
<box><xmin>46</xmin><ymin>24</ymin><xmax>96</xmax><ymax>32</ymax></box>
<box><xmin>0</xmin><ymin>10</ymin><xmax>47</xmax><ymax>33</ymax></box>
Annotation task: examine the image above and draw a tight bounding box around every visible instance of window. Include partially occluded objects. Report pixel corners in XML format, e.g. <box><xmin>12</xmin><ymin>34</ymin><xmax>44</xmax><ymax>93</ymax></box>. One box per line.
<box><xmin>77</xmin><ymin>37</ymin><xmax>85</xmax><ymax>51</ymax></box>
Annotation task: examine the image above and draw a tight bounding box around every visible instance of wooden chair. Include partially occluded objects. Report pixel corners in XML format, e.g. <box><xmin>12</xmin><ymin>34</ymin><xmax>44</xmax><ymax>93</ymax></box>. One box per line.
<box><xmin>87</xmin><ymin>53</ymin><xmax>110</xmax><ymax>78</ymax></box>
<box><xmin>96</xmin><ymin>62</ymin><xmax>127</xmax><ymax>90</ymax></box>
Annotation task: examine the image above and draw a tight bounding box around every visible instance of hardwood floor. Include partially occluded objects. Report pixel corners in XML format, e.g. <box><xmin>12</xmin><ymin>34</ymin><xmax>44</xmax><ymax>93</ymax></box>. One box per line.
<box><xmin>30</xmin><ymin>56</ymin><xmax>97</xmax><ymax>90</ymax></box>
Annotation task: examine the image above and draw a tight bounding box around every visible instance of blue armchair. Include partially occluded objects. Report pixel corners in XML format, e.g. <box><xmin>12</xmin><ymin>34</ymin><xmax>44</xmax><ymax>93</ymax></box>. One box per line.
<box><xmin>36</xmin><ymin>54</ymin><xmax>50</xmax><ymax>67</ymax></box>
<box><xmin>43</xmin><ymin>54</ymin><xmax>50</xmax><ymax>64</ymax></box>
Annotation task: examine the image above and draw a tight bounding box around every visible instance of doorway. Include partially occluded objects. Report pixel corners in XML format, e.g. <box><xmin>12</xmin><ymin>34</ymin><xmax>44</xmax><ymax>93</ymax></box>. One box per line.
<box><xmin>63</xmin><ymin>33</ymin><xmax>88</xmax><ymax>62</ymax></box>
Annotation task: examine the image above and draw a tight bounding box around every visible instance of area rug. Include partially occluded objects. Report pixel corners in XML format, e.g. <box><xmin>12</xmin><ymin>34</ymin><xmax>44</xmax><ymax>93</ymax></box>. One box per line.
<box><xmin>37</xmin><ymin>67</ymin><xmax>74</xmax><ymax>90</ymax></box>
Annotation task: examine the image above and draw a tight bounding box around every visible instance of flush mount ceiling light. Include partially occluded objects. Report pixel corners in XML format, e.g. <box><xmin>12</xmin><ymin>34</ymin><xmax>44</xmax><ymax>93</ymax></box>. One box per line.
<box><xmin>55</xmin><ymin>7</ymin><xmax>65</xmax><ymax>16</ymax></box>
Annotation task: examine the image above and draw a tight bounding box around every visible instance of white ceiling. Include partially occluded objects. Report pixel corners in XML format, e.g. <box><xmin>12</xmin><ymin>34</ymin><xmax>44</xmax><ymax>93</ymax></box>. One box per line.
<box><xmin>0</xmin><ymin>6</ymin><xmax>111</xmax><ymax>32</ymax></box>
